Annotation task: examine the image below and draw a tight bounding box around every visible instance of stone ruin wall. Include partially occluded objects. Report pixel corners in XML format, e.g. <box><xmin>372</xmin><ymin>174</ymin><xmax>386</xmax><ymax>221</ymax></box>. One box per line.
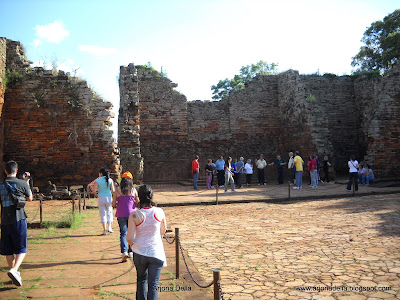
<box><xmin>354</xmin><ymin>67</ymin><xmax>400</xmax><ymax>178</ymax></box>
<box><xmin>1</xmin><ymin>38</ymin><xmax>119</xmax><ymax>188</ymax></box>
<box><xmin>0</xmin><ymin>38</ymin><xmax>6</xmax><ymax>174</ymax></box>
<box><xmin>119</xmin><ymin>62</ymin><xmax>400</xmax><ymax>182</ymax></box>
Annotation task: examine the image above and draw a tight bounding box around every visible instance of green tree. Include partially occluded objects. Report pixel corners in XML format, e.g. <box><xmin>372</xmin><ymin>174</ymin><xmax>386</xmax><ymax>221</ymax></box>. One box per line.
<box><xmin>211</xmin><ymin>60</ymin><xmax>278</xmax><ymax>100</ymax></box>
<box><xmin>351</xmin><ymin>9</ymin><xmax>400</xmax><ymax>73</ymax></box>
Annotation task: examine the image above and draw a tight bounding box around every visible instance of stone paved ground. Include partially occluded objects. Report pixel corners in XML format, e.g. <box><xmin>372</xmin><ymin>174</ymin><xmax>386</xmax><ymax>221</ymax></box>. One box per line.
<box><xmin>0</xmin><ymin>183</ymin><xmax>399</xmax><ymax>299</ymax></box>
<box><xmin>163</xmin><ymin>193</ymin><xmax>400</xmax><ymax>300</ymax></box>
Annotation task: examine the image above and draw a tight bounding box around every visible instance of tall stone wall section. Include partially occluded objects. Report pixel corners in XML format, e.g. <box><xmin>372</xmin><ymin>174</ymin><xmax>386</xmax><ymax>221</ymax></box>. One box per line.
<box><xmin>3</xmin><ymin>39</ymin><xmax>119</xmax><ymax>188</ymax></box>
<box><xmin>136</xmin><ymin>67</ymin><xmax>189</xmax><ymax>181</ymax></box>
<box><xmin>356</xmin><ymin>65</ymin><xmax>400</xmax><ymax>177</ymax></box>
<box><xmin>0</xmin><ymin>38</ymin><xmax>7</xmax><ymax>178</ymax></box>
<box><xmin>118</xmin><ymin>63</ymin><xmax>143</xmax><ymax>182</ymax></box>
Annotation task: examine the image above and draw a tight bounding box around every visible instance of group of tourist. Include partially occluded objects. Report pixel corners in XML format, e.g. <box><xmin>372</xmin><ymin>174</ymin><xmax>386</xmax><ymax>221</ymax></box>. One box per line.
<box><xmin>192</xmin><ymin>151</ymin><xmax>327</xmax><ymax>191</ymax></box>
<box><xmin>91</xmin><ymin>168</ymin><xmax>167</xmax><ymax>299</ymax></box>
<box><xmin>193</xmin><ymin>152</ymin><xmax>376</xmax><ymax>193</ymax></box>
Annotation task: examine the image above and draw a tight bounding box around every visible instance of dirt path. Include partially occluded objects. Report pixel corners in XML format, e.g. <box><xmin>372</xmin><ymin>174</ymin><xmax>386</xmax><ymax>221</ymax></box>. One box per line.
<box><xmin>0</xmin><ymin>201</ymin><xmax>213</xmax><ymax>299</ymax></box>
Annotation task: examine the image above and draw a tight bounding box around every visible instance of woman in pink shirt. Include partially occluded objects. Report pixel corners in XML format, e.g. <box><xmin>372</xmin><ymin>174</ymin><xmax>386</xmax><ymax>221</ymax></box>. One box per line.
<box><xmin>112</xmin><ymin>171</ymin><xmax>138</xmax><ymax>262</ymax></box>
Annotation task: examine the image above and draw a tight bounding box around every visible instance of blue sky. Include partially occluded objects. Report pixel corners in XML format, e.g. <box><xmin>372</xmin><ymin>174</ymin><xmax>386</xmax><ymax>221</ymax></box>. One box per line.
<box><xmin>1</xmin><ymin>0</ymin><xmax>399</xmax><ymax>137</ymax></box>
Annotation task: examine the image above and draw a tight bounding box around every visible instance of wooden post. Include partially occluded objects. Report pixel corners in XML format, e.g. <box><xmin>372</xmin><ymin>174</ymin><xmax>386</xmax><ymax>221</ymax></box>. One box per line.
<box><xmin>288</xmin><ymin>181</ymin><xmax>291</xmax><ymax>199</ymax></box>
<box><xmin>72</xmin><ymin>198</ymin><xmax>75</xmax><ymax>213</ymax></box>
<box><xmin>39</xmin><ymin>198</ymin><xmax>43</xmax><ymax>227</ymax></box>
<box><xmin>79</xmin><ymin>195</ymin><xmax>81</xmax><ymax>214</ymax></box>
<box><xmin>216</xmin><ymin>185</ymin><xmax>219</xmax><ymax>205</ymax></box>
<box><xmin>213</xmin><ymin>269</ymin><xmax>221</xmax><ymax>300</ymax></box>
<box><xmin>84</xmin><ymin>186</ymin><xmax>87</xmax><ymax>210</ymax></box>
<box><xmin>175</xmin><ymin>228</ymin><xmax>179</xmax><ymax>279</ymax></box>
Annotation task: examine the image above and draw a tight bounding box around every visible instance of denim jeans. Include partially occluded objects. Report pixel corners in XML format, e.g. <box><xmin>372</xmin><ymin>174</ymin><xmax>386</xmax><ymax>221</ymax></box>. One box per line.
<box><xmin>193</xmin><ymin>171</ymin><xmax>199</xmax><ymax>189</ymax></box>
<box><xmin>295</xmin><ymin>171</ymin><xmax>303</xmax><ymax>188</ymax></box>
<box><xmin>310</xmin><ymin>170</ymin><xmax>318</xmax><ymax>187</ymax></box>
<box><xmin>133</xmin><ymin>253</ymin><xmax>164</xmax><ymax>300</ymax></box>
<box><xmin>117</xmin><ymin>217</ymin><xmax>133</xmax><ymax>254</ymax></box>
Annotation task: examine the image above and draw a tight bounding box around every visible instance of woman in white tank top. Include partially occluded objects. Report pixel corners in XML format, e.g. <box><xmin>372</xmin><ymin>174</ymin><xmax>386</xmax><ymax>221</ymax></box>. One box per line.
<box><xmin>127</xmin><ymin>185</ymin><xmax>167</xmax><ymax>300</ymax></box>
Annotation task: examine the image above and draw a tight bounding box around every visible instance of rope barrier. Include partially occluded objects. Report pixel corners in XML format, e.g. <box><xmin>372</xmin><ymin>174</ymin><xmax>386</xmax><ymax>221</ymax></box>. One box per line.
<box><xmin>41</xmin><ymin>200</ymin><xmax>72</xmax><ymax>207</ymax></box>
<box><xmin>177</xmin><ymin>234</ymin><xmax>213</xmax><ymax>288</ymax></box>
<box><xmin>27</xmin><ymin>202</ymin><xmax>41</xmax><ymax>224</ymax></box>
<box><xmin>217</xmin><ymin>280</ymin><xmax>226</xmax><ymax>300</ymax></box>
<box><xmin>163</xmin><ymin>233</ymin><xmax>175</xmax><ymax>244</ymax></box>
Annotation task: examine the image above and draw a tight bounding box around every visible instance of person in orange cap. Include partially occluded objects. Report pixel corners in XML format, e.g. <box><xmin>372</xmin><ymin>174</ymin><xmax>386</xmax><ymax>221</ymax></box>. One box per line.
<box><xmin>112</xmin><ymin>171</ymin><xmax>138</xmax><ymax>262</ymax></box>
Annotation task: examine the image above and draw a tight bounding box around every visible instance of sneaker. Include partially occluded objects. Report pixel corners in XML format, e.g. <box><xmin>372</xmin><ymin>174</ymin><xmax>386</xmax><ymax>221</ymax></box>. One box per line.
<box><xmin>108</xmin><ymin>228</ymin><xmax>113</xmax><ymax>233</ymax></box>
<box><xmin>232</xmin><ymin>190</ymin><xmax>237</xmax><ymax>192</ymax></box>
<box><xmin>8</xmin><ymin>269</ymin><xmax>22</xmax><ymax>286</ymax></box>
<box><xmin>128</xmin><ymin>252</ymin><xmax>133</xmax><ymax>258</ymax></box>
<box><xmin>263</xmin><ymin>183</ymin><xmax>267</xmax><ymax>185</ymax></box>
<box><xmin>122</xmin><ymin>252</ymin><xmax>129</xmax><ymax>262</ymax></box>
<box><xmin>224</xmin><ymin>190</ymin><xmax>228</xmax><ymax>193</ymax></box>
<box><xmin>103</xmin><ymin>230</ymin><xmax>108</xmax><ymax>235</ymax></box>
<box><xmin>293</xmin><ymin>187</ymin><xmax>299</xmax><ymax>189</ymax></box>
<box><xmin>346</xmin><ymin>189</ymin><xmax>351</xmax><ymax>192</ymax></box>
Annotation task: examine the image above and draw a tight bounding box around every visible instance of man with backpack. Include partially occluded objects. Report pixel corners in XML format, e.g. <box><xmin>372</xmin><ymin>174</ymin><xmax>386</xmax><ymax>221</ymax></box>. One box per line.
<box><xmin>0</xmin><ymin>160</ymin><xmax>33</xmax><ymax>286</ymax></box>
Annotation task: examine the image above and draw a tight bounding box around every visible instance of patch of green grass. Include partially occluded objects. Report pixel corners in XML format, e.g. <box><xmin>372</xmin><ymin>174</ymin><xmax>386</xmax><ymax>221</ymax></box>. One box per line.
<box><xmin>21</xmin><ymin>282</ymin><xmax>40</xmax><ymax>297</ymax></box>
<box><xmin>42</xmin><ymin>212</ymin><xmax>84</xmax><ymax>229</ymax></box>
<box><xmin>24</xmin><ymin>276</ymin><xmax>43</xmax><ymax>282</ymax></box>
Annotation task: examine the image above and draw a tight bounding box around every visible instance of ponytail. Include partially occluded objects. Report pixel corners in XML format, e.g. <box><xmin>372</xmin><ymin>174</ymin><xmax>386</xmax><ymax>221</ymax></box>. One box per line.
<box><xmin>99</xmin><ymin>168</ymin><xmax>110</xmax><ymax>187</ymax></box>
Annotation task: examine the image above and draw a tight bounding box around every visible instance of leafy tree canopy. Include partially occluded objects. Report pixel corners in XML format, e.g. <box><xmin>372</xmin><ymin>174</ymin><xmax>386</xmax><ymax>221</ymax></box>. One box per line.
<box><xmin>351</xmin><ymin>9</ymin><xmax>400</xmax><ymax>73</ymax></box>
<box><xmin>211</xmin><ymin>60</ymin><xmax>278</xmax><ymax>100</ymax></box>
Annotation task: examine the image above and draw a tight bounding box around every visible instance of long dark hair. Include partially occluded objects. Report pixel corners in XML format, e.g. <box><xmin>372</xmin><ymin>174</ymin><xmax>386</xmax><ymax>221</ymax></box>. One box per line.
<box><xmin>137</xmin><ymin>184</ymin><xmax>155</xmax><ymax>208</ymax></box>
<box><xmin>120</xmin><ymin>177</ymin><xmax>134</xmax><ymax>195</ymax></box>
<box><xmin>99</xmin><ymin>168</ymin><xmax>110</xmax><ymax>187</ymax></box>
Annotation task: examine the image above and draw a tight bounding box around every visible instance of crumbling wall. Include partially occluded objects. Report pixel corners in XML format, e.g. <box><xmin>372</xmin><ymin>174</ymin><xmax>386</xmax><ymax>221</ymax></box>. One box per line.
<box><xmin>3</xmin><ymin>39</ymin><xmax>119</xmax><ymax>188</ymax></box>
<box><xmin>119</xmin><ymin>63</ymin><xmax>400</xmax><ymax>182</ymax></box>
<box><xmin>118</xmin><ymin>63</ymin><xmax>143</xmax><ymax>182</ymax></box>
<box><xmin>0</xmin><ymin>38</ymin><xmax>6</xmax><ymax>178</ymax></box>
<box><xmin>136</xmin><ymin>66</ymin><xmax>189</xmax><ymax>181</ymax></box>
<box><xmin>358</xmin><ymin>65</ymin><xmax>400</xmax><ymax>178</ymax></box>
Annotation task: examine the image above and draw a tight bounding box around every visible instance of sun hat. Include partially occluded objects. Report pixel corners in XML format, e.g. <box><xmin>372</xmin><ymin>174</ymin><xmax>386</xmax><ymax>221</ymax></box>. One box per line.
<box><xmin>121</xmin><ymin>171</ymin><xmax>133</xmax><ymax>179</ymax></box>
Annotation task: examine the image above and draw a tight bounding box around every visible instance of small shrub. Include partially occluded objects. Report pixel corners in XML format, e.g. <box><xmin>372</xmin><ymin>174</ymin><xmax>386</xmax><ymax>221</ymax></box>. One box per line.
<box><xmin>2</xmin><ymin>70</ymin><xmax>23</xmax><ymax>90</ymax></box>
<box><xmin>323</xmin><ymin>73</ymin><xmax>337</xmax><ymax>78</ymax></box>
<box><xmin>351</xmin><ymin>70</ymin><xmax>381</xmax><ymax>79</ymax></box>
<box><xmin>306</xmin><ymin>93</ymin><xmax>317</xmax><ymax>103</ymax></box>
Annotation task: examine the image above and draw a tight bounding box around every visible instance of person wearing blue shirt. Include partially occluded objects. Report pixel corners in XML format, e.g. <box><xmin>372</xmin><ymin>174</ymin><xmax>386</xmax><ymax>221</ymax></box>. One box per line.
<box><xmin>95</xmin><ymin>168</ymin><xmax>115</xmax><ymax>235</ymax></box>
<box><xmin>235</xmin><ymin>157</ymin><xmax>245</xmax><ymax>188</ymax></box>
<box><xmin>215</xmin><ymin>156</ymin><xmax>225</xmax><ymax>187</ymax></box>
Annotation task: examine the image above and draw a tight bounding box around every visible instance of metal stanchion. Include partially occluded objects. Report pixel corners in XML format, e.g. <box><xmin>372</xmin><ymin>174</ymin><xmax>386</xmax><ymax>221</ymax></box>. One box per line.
<box><xmin>213</xmin><ymin>270</ymin><xmax>221</xmax><ymax>300</ymax></box>
<box><xmin>72</xmin><ymin>198</ymin><xmax>75</xmax><ymax>213</ymax></box>
<box><xmin>288</xmin><ymin>181</ymin><xmax>291</xmax><ymax>199</ymax></box>
<box><xmin>79</xmin><ymin>196</ymin><xmax>81</xmax><ymax>214</ymax></box>
<box><xmin>175</xmin><ymin>228</ymin><xmax>179</xmax><ymax>279</ymax></box>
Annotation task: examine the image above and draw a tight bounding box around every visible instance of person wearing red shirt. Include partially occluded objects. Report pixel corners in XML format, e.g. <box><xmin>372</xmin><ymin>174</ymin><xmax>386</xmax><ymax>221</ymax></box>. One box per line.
<box><xmin>192</xmin><ymin>155</ymin><xmax>200</xmax><ymax>190</ymax></box>
<box><xmin>308</xmin><ymin>154</ymin><xmax>318</xmax><ymax>188</ymax></box>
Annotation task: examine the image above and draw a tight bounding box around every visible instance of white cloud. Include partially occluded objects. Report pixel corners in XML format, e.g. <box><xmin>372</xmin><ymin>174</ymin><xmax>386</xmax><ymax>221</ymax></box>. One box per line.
<box><xmin>35</xmin><ymin>21</ymin><xmax>70</xmax><ymax>44</ymax></box>
<box><xmin>33</xmin><ymin>39</ymin><xmax>42</xmax><ymax>47</ymax></box>
<box><xmin>78</xmin><ymin>45</ymin><xmax>119</xmax><ymax>59</ymax></box>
